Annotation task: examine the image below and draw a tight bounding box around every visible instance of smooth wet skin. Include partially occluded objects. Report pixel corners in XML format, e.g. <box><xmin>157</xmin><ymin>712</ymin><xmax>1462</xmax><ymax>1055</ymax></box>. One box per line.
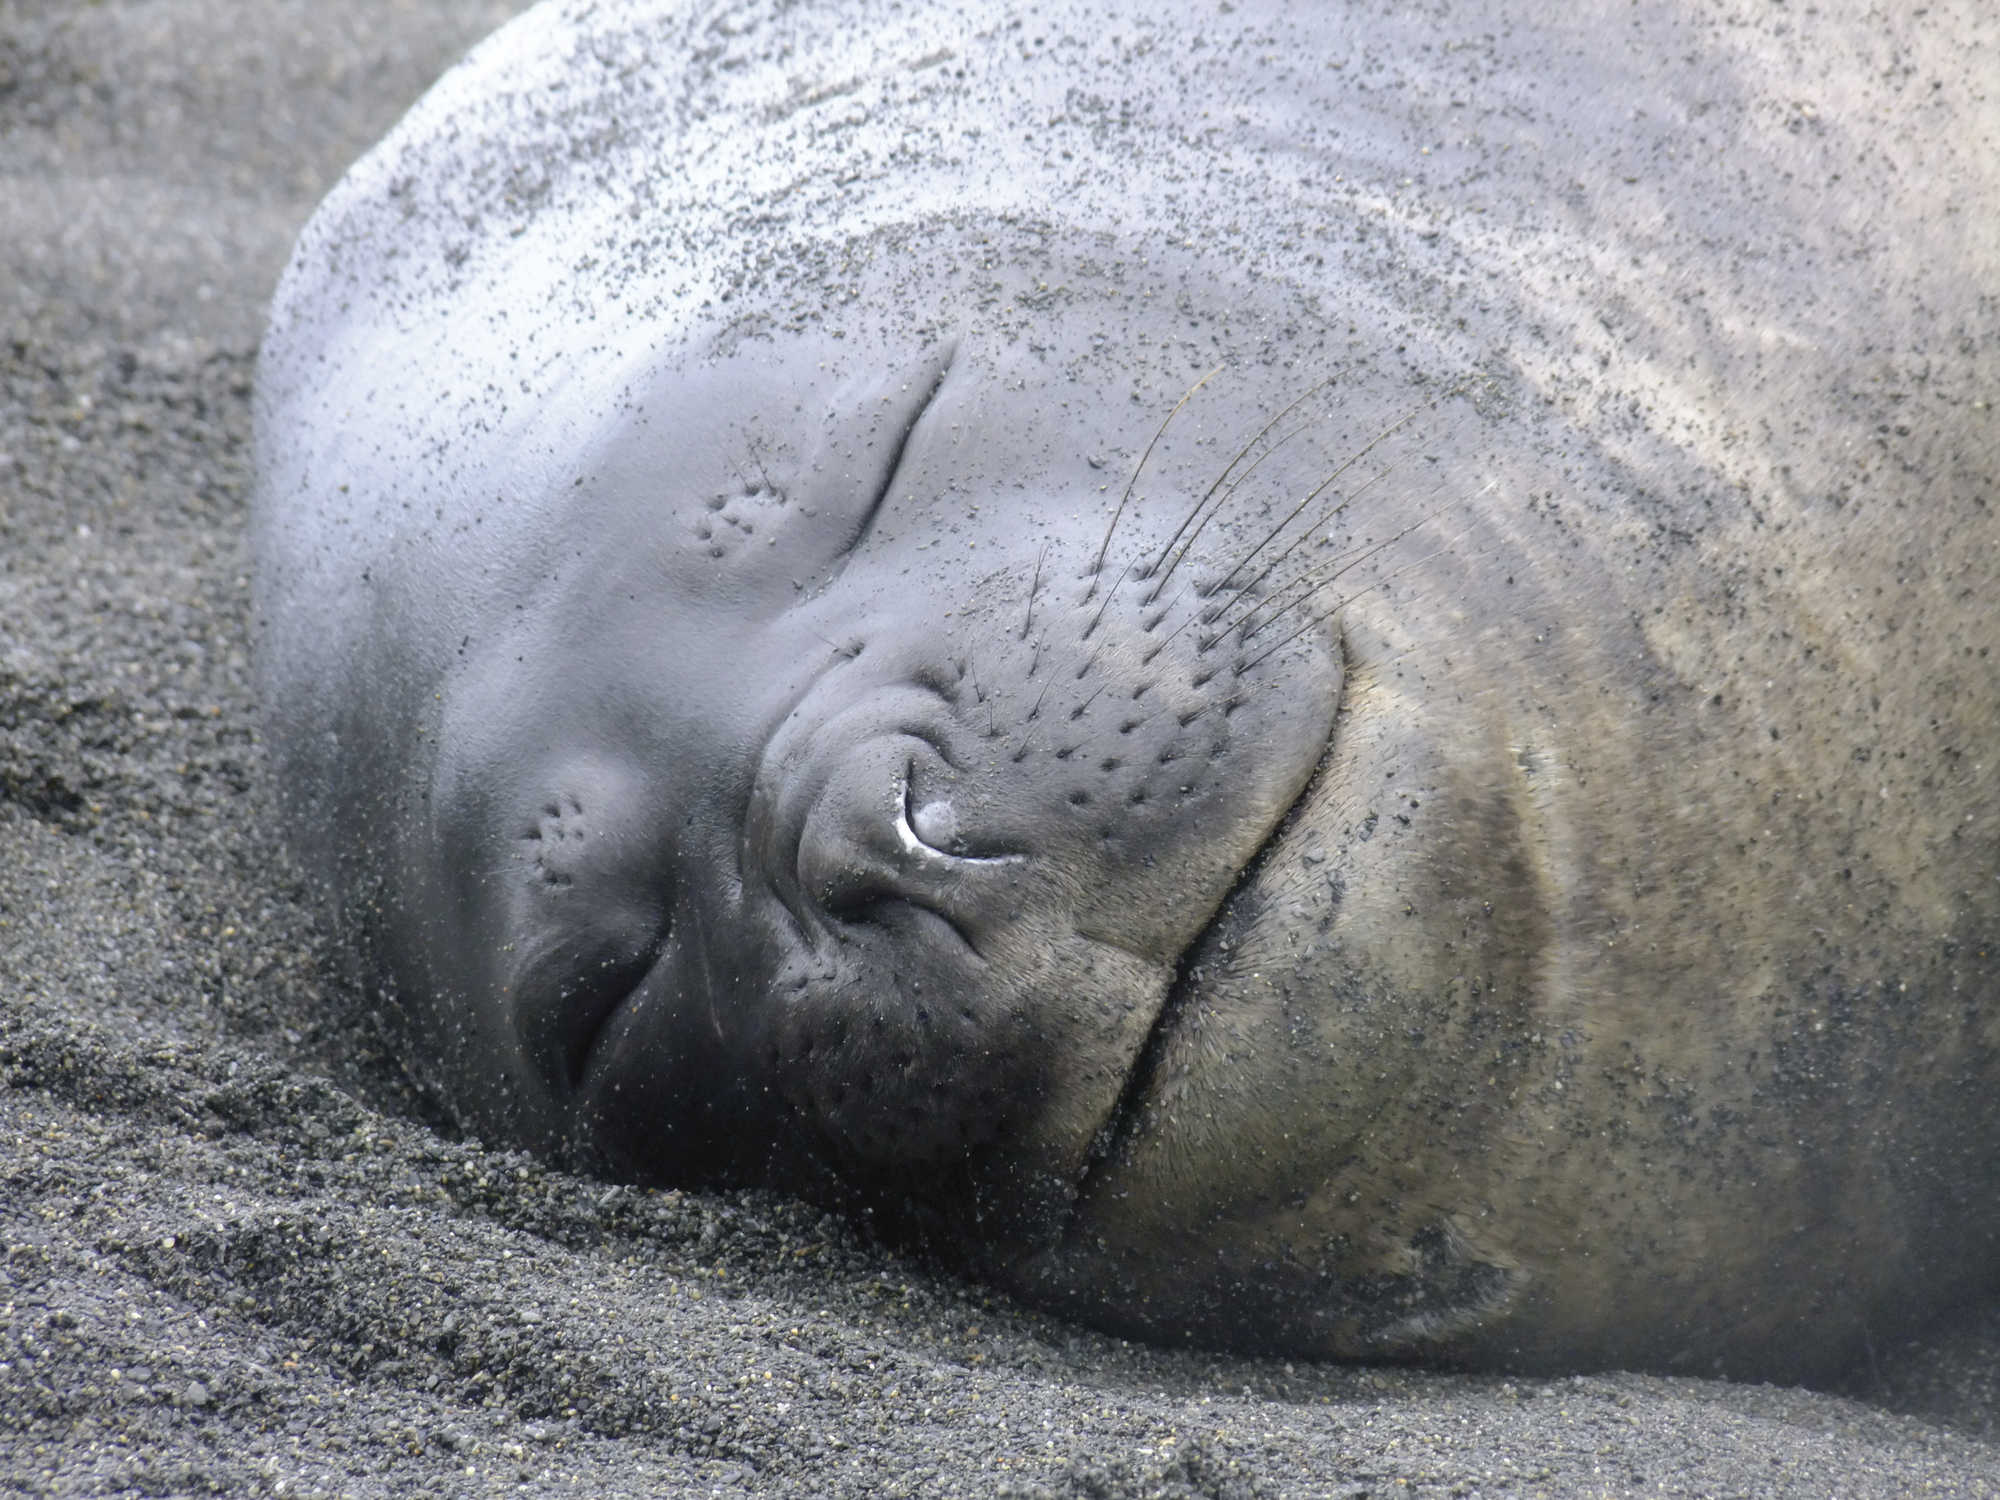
<box><xmin>255</xmin><ymin>0</ymin><xmax>2000</xmax><ymax>1382</ymax></box>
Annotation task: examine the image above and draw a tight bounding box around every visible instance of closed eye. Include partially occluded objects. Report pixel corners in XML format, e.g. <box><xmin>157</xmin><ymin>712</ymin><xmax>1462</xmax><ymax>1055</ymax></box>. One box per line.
<box><xmin>897</xmin><ymin>774</ymin><xmax>952</xmax><ymax>860</ymax></box>
<box><xmin>896</xmin><ymin>757</ymin><xmax>1022</xmax><ymax>866</ymax></box>
<box><xmin>836</xmin><ymin>349</ymin><xmax>956</xmax><ymax>556</ymax></box>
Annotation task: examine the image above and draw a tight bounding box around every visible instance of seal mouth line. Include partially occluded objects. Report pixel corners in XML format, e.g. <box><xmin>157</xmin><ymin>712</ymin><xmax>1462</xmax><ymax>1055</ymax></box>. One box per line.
<box><xmin>1059</xmin><ymin>690</ymin><xmax>1346</xmax><ymax>1246</ymax></box>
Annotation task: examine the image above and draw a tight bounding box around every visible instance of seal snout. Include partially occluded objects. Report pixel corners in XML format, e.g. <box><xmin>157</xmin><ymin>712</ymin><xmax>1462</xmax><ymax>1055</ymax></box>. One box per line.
<box><xmin>742</xmin><ymin>668</ymin><xmax>1154</xmax><ymax>1238</ymax></box>
<box><xmin>736</xmin><ymin>545</ymin><xmax>1349</xmax><ymax>1248</ymax></box>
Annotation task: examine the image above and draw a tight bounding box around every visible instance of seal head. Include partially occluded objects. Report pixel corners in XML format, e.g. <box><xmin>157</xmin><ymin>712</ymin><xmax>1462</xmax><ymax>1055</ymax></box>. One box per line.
<box><xmin>420</xmin><ymin>335</ymin><xmax>1343</xmax><ymax>1253</ymax></box>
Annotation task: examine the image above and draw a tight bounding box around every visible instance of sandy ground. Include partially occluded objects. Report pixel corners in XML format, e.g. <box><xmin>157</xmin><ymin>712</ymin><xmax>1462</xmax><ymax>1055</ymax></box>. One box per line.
<box><xmin>2</xmin><ymin>2</ymin><xmax>1998</xmax><ymax>1495</ymax></box>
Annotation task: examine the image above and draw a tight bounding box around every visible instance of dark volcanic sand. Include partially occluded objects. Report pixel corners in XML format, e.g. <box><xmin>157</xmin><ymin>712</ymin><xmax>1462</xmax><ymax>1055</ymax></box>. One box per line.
<box><xmin>2</xmin><ymin>3</ymin><xmax>1997</xmax><ymax>1495</ymax></box>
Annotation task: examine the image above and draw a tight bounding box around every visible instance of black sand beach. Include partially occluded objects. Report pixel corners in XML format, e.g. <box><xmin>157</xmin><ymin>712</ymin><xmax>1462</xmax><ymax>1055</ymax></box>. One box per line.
<box><xmin>3</xmin><ymin>3</ymin><xmax>1997</xmax><ymax>1495</ymax></box>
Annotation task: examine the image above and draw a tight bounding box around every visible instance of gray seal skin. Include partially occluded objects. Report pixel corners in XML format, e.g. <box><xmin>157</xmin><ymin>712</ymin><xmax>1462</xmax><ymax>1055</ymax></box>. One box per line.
<box><xmin>253</xmin><ymin>0</ymin><xmax>2000</xmax><ymax>1381</ymax></box>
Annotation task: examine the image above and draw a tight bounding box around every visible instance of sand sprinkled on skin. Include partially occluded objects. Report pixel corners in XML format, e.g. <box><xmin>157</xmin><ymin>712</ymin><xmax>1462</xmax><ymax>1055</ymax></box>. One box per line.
<box><xmin>1</xmin><ymin>3</ymin><xmax>1996</xmax><ymax>1495</ymax></box>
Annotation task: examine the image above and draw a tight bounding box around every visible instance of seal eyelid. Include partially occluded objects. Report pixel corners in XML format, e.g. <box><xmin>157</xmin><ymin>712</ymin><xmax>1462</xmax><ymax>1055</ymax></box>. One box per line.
<box><xmin>903</xmin><ymin>725</ymin><xmax>970</xmax><ymax>774</ymax></box>
<box><xmin>837</xmin><ymin>349</ymin><xmax>956</xmax><ymax>556</ymax></box>
<box><xmin>894</xmin><ymin>780</ymin><xmax>949</xmax><ymax>861</ymax></box>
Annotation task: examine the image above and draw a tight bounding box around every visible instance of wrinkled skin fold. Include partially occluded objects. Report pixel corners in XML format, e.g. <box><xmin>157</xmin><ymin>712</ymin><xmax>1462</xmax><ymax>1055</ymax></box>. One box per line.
<box><xmin>253</xmin><ymin>0</ymin><xmax>2000</xmax><ymax>1381</ymax></box>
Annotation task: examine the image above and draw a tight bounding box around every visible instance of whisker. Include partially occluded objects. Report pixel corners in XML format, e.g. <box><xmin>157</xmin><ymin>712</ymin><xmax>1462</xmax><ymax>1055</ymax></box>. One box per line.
<box><xmin>807</xmin><ymin>629</ymin><xmax>862</xmax><ymax>660</ymax></box>
<box><xmin>1080</xmin><ymin>559</ymin><xmax>1135</xmax><ymax>642</ymax></box>
<box><xmin>1069</xmin><ymin>681</ymin><xmax>1108</xmax><ymax>721</ymax></box>
<box><xmin>1204</xmin><ymin>455</ymin><xmax>1407</xmax><ymax>623</ymax></box>
<box><xmin>1138</xmin><ymin>599</ymin><xmax>1205</xmax><ymax>666</ymax></box>
<box><xmin>1226</xmin><ymin>478</ymin><xmax>1463</xmax><ymax>644</ymax></box>
<box><xmin>1089</xmin><ymin>365</ymin><xmax>1224</xmax><ymax>589</ymax></box>
<box><xmin>1130</xmin><ymin>414</ymin><xmax>1329</xmax><ymax>641</ymax></box>
<box><xmin>1239</xmin><ymin>478</ymin><xmax>1491</xmax><ymax>650</ymax></box>
<box><xmin>1234</xmin><ymin>540</ymin><xmax>1459</xmax><ymax>676</ymax></box>
<box><xmin>1143</xmin><ymin>377</ymin><xmax>1337</xmax><ymax>605</ymax></box>
<box><xmin>1205</xmin><ymin>383</ymin><xmax>1468</xmax><ymax>603</ymax></box>
<box><xmin>1145</xmin><ymin>416</ymin><xmax>1320</xmax><ymax>618</ymax></box>
<box><xmin>1021</xmin><ymin>541</ymin><xmax>1048</xmax><ymax>641</ymax></box>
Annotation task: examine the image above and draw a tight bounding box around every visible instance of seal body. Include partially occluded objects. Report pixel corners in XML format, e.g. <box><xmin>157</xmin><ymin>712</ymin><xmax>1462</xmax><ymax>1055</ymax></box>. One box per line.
<box><xmin>254</xmin><ymin>0</ymin><xmax>2000</xmax><ymax>1380</ymax></box>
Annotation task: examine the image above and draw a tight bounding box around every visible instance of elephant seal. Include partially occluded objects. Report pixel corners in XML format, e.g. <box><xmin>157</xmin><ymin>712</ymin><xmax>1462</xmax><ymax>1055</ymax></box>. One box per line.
<box><xmin>253</xmin><ymin>0</ymin><xmax>2000</xmax><ymax>1381</ymax></box>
